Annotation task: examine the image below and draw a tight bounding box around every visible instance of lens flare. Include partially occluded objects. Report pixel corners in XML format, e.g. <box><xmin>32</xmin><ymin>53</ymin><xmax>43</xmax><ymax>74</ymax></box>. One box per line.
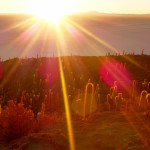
<box><xmin>39</xmin><ymin>59</ymin><xmax>60</xmax><ymax>84</ymax></box>
<box><xmin>100</xmin><ymin>59</ymin><xmax>133</xmax><ymax>93</ymax></box>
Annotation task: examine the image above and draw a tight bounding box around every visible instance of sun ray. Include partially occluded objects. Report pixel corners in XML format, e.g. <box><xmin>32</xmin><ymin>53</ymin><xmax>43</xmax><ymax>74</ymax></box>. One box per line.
<box><xmin>0</xmin><ymin>21</ymin><xmax>44</xmax><ymax>88</ymax></box>
<box><xmin>67</xmin><ymin>18</ymin><xmax>119</xmax><ymax>54</ymax></box>
<box><xmin>2</xmin><ymin>19</ymin><xmax>41</xmax><ymax>56</ymax></box>
<box><xmin>63</xmin><ymin>22</ymin><xmax>105</xmax><ymax>56</ymax></box>
<box><xmin>66</xmin><ymin>17</ymin><xmax>144</xmax><ymax>69</ymax></box>
<box><xmin>100</xmin><ymin>59</ymin><xmax>133</xmax><ymax>94</ymax></box>
<box><xmin>55</xmin><ymin>25</ymin><xmax>75</xmax><ymax>150</ymax></box>
<box><xmin>122</xmin><ymin>112</ymin><xmax>149</xmax><ymax>149</ymax></box>
<box><xmin>0</xmin><ymin>16</ymin><xmax>37</xmax><ymax>33</ymax></box>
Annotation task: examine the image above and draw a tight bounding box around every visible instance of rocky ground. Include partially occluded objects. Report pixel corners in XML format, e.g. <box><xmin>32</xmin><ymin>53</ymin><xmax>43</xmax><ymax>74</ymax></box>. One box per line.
<box><xmin>1</xmin><ymin>112</ymin><xmax>150</xmax><ymax>150</ymax></box>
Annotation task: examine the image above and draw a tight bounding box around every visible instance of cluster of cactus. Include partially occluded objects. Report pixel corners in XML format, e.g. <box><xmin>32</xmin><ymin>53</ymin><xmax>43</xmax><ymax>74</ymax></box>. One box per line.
<box><xmin>0</xmin><ymin>56</ymin><xmax>149</xmax><ymax>122</ymax></box>
<box><xmin>19</xmin><ymin>89</ymin><xmax>61</xmax><ymax>116</ymax></box>
<box><xmin>106</xmin><ymin>81</ymin><xmax>124</xmax><ymax>111</ymax></box>
<box><xmin>138</xmin><ymin>90</ymin><xmax>150</xmax><ymax>111</ymax></box>
<box><xmin>106</xmin><ymin>50</ymin><xmax>135</xmax><ymax>56</ymax></box>
<box><xmin>127</xmin><ymin>79</ymin><xmax>150</xmax><ymax>112</ymax></box>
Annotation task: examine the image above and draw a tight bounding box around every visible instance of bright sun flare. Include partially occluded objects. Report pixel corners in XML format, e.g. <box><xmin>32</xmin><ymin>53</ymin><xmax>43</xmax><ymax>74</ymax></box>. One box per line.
<box><xmin>28</xmin><ymin>0</ymin><xmax>76</xmax><ymax>23</ymax></box>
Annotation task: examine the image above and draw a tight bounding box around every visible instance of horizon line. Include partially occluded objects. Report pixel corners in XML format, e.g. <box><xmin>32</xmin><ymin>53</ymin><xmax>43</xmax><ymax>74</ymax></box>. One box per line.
<box><xmin>0</xmin><ymin>11</ymin><xmax>150</xmax><ymax>16</ymax></box>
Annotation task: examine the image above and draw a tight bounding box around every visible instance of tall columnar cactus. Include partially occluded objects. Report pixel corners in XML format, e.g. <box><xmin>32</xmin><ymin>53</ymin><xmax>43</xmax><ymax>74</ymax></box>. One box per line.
<box><xmin>132</xmin><ymin>80</ymin><xmax>138</xmax><ymax>100</ymax></box>
<box><xmin>147</xmin><ymin>82</ymin><xmax>150</xmax><ymax>93</ymax></box>
<box><xmin>139</xmin><ymin>90</ymin><xmax>148</xmax><ymax>111</ymax></box>
<box><xmin>113</xmin><ymin>81</ymin><xmax>118</xmax><ymax>95</ymax></box>
<box><xmin>49</xmin><ymin>89</ymin><xmax>52</xmax><ymax>111</ymax></box>
<box><xmin>41</xmin><ymin>102</ymin><xmax>45</xmax><ymax>115</ymax></box>
<box><xmin>83</xmin><ymin>82</ymin><xmax>94</xmax><ymax>120</ymax></box>
<box><xmin>30</xmin><ymin>98</ymin><xmax>32</xmax><ymax>106</ymax></box>
<box><xmin>115</xmin><ymin>93</ymin><xmax>123</xmax><ymax>111</ymax></box>
<box><xmin>142</xmin><ymin>79</ymin><xmax>147</xmax><ymax>91</ymax></box>
<box><xmin>107</xmin><ymin>86</ymin><xmax>117</xmax><ymax>111</ymax></box>
<box><xmin>95</xmin><ymin>84</ymin><xmax>100</xmax><ymax>109</ymax></box>
<box><xmin>112</xmin><ymin>86</ymin><xmax>117</xmax><ymax>102</ymax></box>
<box><xmin>0</xmin><ymin>104</ymin><xmax>1</xmax><ymax>116</ymax></box>
<box><xmin>97</xmin><ymin>94</ymin><xmax>101</xmax><ymax>109</ymax></box>
<box><xmin>44</xmin><ymin>94</ymin><xmax>47</xmax><ymax>111</ymax></box>
<box><xmin>107</xmin><ymin>94</ymin><xmax>111</xmax><ymax>111</ymax></box>
<box><xmin>146</xmin><ymin>93</ymin><xmax>150</xmax><ymax>106</ymax></box>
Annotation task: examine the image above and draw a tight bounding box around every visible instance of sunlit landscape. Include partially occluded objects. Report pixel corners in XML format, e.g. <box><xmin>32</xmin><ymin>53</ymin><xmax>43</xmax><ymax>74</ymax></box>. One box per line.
<box><xmin>0</xmin><ymin>0</ymin><xmax>150</xmax><ymax>150</ymax></box>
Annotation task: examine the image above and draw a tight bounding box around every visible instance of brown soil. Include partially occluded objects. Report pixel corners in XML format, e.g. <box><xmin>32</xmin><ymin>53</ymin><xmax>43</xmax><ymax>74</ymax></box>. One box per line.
<box><xmin>1</xmin><ymin>112</ymin><xmax>150</xmax><ymax>150</ymax></box>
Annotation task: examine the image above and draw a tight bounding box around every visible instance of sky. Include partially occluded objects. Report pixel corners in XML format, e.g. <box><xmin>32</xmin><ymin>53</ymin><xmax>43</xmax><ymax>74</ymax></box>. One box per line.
<box><xmin>0</xmin><ymin>0</ymin><xmax>150</xmax><ymax>14</ymax></box>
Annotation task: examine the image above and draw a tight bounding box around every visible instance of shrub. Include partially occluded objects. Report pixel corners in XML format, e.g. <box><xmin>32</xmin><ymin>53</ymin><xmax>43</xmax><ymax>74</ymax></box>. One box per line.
<box><xmin>0</xmin><ymin>100</ymin><xmax>34</xmax><ymax>141</ymax></box>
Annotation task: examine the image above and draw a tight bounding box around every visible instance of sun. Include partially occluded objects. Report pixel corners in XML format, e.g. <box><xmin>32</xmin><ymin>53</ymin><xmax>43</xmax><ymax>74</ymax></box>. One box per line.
<box><xmin>28</xmin><ymin>0</ymin><xmax>75</xmax><ymax>23</ymax></box>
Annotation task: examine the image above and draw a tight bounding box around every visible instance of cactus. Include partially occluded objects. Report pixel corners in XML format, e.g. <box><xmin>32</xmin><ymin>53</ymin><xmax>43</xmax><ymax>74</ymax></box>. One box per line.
<box><xmin>114</xmin><ymin>81</ymin><xmax>118</xmax><ymax>87</ymax></box>
<box><xmin>97</xmin><ymin>94</ymin><xmax>101</xmax><ymax>109</ymax></box>
<box><xmin>115</xmin><ymin>93</ymin><xmax>123</xmax><ymax>111</ymax></box>
<box><xmin>142</xmin><ymin>79</ymin><xmax>147</xmax><ymax>91</ymax></box>
<box><xmin>30</xmin><ymin>98</ymin><xmax>32</xmax><ymax>106</ymax></box>
<box><xmin>146</xmin><ymin>93</ymin><xmax>150</xmax><ymax>104</ymax></box>
<box><xmin>132</xmin><ymin>80</ymin><xmax>138</xmax><ymax>100</ymax></box>
<box><xmin>49</xmin><ymin>89</ymin><xmax>52</xmax><ymax>111</ymax></box>
<box><xmin>0</xmin><ymin>104</ymin><xmax>1</xmax><ymax>116</ymax></box>
<box><xmin>95</xmin><ymin>84</ymin><xmax>100</xmax><ymax>109</ymax></box>
<box><xmin>147</xmin><ymin>82</ymin><xmax>150</xmax><ymax>93</ymax></box>
<box><xmin>106</xmin><ymin>86</ymin><xmax>117</xmax><ymax>111</ymax></box>
<box><xmin>41</xmin><ymin>102</ymin><xmax>45</xmax><ymax>114</ymax></box>
<box><xmin>139</xmin><ymin>90</ymin><xmax>148</xmax><ymax>111</ymax></box>
<box><xmin>107</xmin><ymin>94</ymin><xmax>111</xmax><ymax>111</ymax></box>
<box><xmin>112</xmin><ymin>86</ymin><xmax>117</xmax><ymax>101</ymax></box>
<box><xmin>83</xmin><ymin>82</ymin><xmax>94</xmax><ymax>120</ymax></box>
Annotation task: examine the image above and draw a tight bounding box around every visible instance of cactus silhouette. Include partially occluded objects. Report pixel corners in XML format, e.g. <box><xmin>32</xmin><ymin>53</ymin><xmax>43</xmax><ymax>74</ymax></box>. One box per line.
<box><xmin>132</xmin><ymin>80</ymin><xmax>138</xmax><ymax>100</ymax></box>
<box><xmin>139</xmin><ymin>90</ymin><xmax>148</xmax><ymax>111</ymax></box>
<box><xmin>115</xmin><ymin>93</ymin><xmax>123</xmax><ymax>111</ymax></box>
<box><xmin>83</xmin><ymin>82</ymin><xmax>94</xmax><ymax>120</ymax></box>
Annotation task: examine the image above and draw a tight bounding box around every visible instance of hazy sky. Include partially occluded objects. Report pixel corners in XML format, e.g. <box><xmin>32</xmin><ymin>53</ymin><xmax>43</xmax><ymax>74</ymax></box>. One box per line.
<box><xmin>0</xmin><ymin>0</ymin><xmax>150</xmax><ymax>14</ymax></box>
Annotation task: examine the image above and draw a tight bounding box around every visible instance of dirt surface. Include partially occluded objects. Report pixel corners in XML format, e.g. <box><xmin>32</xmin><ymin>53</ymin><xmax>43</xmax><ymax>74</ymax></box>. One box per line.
<box><xmin>1</xmin><ymin>112</ymin><xmax>150</xmax><ymax>150</ymax></box>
